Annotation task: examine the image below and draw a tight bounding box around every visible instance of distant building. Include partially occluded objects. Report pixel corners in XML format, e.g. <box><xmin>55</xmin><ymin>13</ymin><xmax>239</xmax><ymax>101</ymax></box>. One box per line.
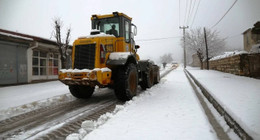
<box><xmin>191</xmin><ymin>54</ymin><xmax>200</xmax><ymax>67</ymax></box>
<box><xmin>243</xmin><ymin>21</ymin><xmax>260</xmax><ymax>52</ymax></box>
<box><xmin>0</xmin><ymin>29</ymin><xmax>71</xmax><ymax>85</ymax></box>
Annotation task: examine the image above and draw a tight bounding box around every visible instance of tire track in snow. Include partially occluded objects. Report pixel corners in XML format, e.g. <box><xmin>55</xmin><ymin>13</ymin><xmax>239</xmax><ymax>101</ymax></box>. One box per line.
<box><xmin>0</xmin><ymin>65</ymin><xmax>177</xmax><ymax>139</ymax></box>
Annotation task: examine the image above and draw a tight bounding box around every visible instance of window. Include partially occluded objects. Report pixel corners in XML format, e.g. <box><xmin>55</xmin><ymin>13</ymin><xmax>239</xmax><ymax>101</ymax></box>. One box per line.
<box><xmin>48</xmin><ymin>53</ymin><xmax>59</xmax><ymax>75</ymax></box>
<box><xmin>93</xmin><ymin>17</ymin><xmax>120</xmax><ymax>37</ymax></box>
<box><xmin>125</xmin><ymin>20</ymin><xmax>130</xmax><ymax>42</ymax></box>
<box><xmin>32</xmin><ymin>50</ymin><xmax>59</xmax><ymax>76</ymax></box>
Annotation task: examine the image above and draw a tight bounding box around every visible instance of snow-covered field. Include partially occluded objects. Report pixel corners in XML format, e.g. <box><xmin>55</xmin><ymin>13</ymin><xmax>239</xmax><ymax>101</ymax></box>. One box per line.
<box><xmin>187</xmin><ymin>67</ymin><xmax>260</xmax><ymax>140</ymax></box>
<box><xmin>67</xmin><ymin>66</ymin><xmax>218</xmax><ymax>140</ymax></box>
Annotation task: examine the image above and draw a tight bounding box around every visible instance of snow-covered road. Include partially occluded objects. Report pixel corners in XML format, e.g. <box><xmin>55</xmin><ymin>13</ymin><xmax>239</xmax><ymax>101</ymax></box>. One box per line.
<box><xmin>70</xmin><ymin>66</ymin><xmax>218</xmax><ymax>140</ymax></box>
<box><xmin>2</xmin><ymin>64</ymin><xmax>258</xmax><ymax>140</ymax></box>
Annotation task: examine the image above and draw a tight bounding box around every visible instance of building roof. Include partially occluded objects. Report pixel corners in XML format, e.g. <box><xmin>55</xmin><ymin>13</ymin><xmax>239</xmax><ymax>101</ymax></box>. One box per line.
<box><xmin>0</xmin><ymin>28</ymin><xmax>57</xmax><ymax>45</ymax></box>
<box><xmin>242</xmin><ymin>28</ymin><xmax>251</xmax><ymax>34</ymax></box>
<box><xmin>252</xmin><ymin>21</ymin><xmax>260</xmax><ymax>34</ymax></box>
<box><xmin>91</xmin><ymin>12</ymin><xmax>132</xmax><ymax>21</ymax></box>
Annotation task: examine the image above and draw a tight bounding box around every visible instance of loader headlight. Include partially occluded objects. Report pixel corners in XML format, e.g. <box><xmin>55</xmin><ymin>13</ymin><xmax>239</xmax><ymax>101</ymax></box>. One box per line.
<box><xmin>89</xmin><ymin>71</ymin><xmax>97</xmax><ymax>80</ymax></box>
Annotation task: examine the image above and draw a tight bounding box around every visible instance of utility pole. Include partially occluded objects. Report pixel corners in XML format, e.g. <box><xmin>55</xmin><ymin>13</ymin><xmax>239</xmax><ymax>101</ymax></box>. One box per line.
<box><xmin>179</xmin><ymin>26</ymin><xmax>189</xmax><ymax>68</ymax></box>
<box><xmin>204</xmin><ymin>27</ymin><xmax>209</xmax><ymax>70</ymax></box>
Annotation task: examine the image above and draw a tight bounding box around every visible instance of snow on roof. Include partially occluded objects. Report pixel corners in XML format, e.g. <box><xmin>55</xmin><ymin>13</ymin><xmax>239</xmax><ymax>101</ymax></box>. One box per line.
<box><xmin>78</xmin><ymin>32</ymin><xmax>115</xmax><ymax>39</ymax></box>
<box><xmin>0</xmin><ymin>31</ymin><xmax>33</xmax><ymax>41</ymax></box>
<box><xmin>210</xmin><ymin>50</ymin><xmax>248</xmax><ymax>61</ymax></box>
<box><xmin>109</xmin><ymin>52</ymin><xmax>131</xmax><ymax>60</ymax></box>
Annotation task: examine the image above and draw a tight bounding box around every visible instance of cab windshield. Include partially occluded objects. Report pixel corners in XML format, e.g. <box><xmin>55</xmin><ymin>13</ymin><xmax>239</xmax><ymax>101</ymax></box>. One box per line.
<box><xmin>92</xmin><ymin>17</ymin><xmax>120</xmax><ymax>37</ymax></box>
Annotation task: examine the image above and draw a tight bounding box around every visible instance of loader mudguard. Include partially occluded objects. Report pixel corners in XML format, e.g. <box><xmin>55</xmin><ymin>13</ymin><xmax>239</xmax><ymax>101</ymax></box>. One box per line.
<box><xmin>138</xmin><ymin>60</ymin><xmax>154</xmax><ymax>71</ymax></box>
<box><xmin>106</xmin><ymin>53</ymin><xmax>137</xmax><ymax>66</ymax></box>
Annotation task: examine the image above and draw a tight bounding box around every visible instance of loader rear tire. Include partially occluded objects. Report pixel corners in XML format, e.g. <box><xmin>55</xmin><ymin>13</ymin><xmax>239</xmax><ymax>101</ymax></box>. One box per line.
<box><xmin>114</xmin><ymin>64</ymin><xmax>138</xmax><ymax>101</ymax></box>
<box><xmin>140</xmin><ymin>64</ymin><xmax>154</xmax><ymax>90</ymax></box>
<box><xmin>154</xmin><ymin>66</ymin><xmax>160</xmax><ymax>84</ymax></box>
<box><xmin>69</xmin><ymin>85</ymin><xmax>94</xmax><ymax>99</ymax></box>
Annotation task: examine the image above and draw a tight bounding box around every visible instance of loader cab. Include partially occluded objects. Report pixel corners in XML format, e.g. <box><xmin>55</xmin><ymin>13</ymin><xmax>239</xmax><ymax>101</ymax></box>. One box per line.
<box><xmin>91</xmin><ymin>12</ymin><xmax>133</xmax><ymax>43</ymax></box>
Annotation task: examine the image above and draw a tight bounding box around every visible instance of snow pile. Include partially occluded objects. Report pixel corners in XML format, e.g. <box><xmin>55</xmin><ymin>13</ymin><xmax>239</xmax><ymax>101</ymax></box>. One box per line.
<box><xmin>60</xmin><ymin>67</ymin><xmax>111</xmax><ymax>73</ymax></box>
<box><xmin>210</xmin><ymin>50</ymin><xmax>248</xmax><ymax>61</ymax></box>
<box><xmin>67</xmin><ymin>66</ymin><xmax>217</xmax><ymax>140</ymax></box>
<box><xmin>109</xmin><ymin>52</ymin><xmax>131</xmax><ymax>60</ymax></box>
<box><xmin>0</xmin><ymin>94</ymin><xmax>75</xmax><ymax>121</ymax></box>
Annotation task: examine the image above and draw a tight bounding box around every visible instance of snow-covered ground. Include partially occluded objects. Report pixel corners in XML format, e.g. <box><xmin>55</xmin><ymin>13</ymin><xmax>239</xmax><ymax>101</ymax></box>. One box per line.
<box><xmin>68</xmin><ymin>66</ymin><xmax>218</xmax><ymax>140</ymax></box>
<box><xmin>0</xmin><ymin>81</ymin><xmax>71</xmax><ymax>120</ymax></box>
<box><xmin>187</xmin><ymin>67</ymin><xmax>260</xmax><ymax>140</ymax></box>
<box><xmin>1</xmin><ymin>64</ymin><xmax>258</xmax><ymax>139</ymax></box>
<box><xmin>0</xmin><ymin>64</ymin><xmax>172</xmax><ymax>121</ymax></box>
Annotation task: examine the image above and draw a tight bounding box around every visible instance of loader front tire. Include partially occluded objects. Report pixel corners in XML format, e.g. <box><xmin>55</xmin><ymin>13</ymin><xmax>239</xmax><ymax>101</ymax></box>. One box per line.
<box><xmin>69</xmin><ymin>85</ymin><xmax>94</xmax><ymax>99</ymax></box>
<box><xmin>114</xmin><ymin>64</ymin><xmax>138</xmax><ymax>101</ymax></box>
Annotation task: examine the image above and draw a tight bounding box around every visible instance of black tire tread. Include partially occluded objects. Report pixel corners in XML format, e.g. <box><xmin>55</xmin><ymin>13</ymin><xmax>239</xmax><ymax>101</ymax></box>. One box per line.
<box><xmin>69</xmin><ymin>85</ymin><xmax>94</xmax><ymax>99</ymax></box>
<box><xmin>114</xmin><ymin>64</ymin><xmax>138</xmax><ymax>101</ymax></box>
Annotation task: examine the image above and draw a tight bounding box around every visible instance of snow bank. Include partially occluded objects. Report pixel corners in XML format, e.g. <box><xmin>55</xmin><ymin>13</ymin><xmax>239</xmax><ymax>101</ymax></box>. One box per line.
<box><xmin>108</xmin><ymin>52</ymin><xmax>131</xmax><ymax>60</ymax></box>
<box><xmin>0</xmin><ymin>81</ymin><xmax>71</xmax><ymax>121</ymax></box>
<box><xmin>210</xmin><ymin>50</ymin><xmax>248</xmax><ymax>61</ymax></box>
<box><xmin>187</xmin><ymin>69</ymin><xmax>260</xmax><ymax>139</ymax></box>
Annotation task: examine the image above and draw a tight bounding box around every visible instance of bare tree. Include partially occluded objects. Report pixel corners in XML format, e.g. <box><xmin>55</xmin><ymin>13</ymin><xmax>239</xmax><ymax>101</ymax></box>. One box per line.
<box><xmin>184</xmin><ymin>28</ymin><xmax>225</xmax><ymax>69</ymax></box>
<box><xmin>160</xmin><ymin>53</ymin><xmax>173</xmax><ymax>64</ymax></box>
<box><xmin>53</xmin><ymin>18</ymin><xmax>71</xmax><ymax>69</ymax></box>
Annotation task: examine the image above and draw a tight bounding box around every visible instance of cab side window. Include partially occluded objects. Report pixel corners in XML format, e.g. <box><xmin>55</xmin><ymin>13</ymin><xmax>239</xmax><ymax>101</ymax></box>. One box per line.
<box><xmin>125</xmin><ymin>20</ymin><xmax>130</xmax><ymax>42</ymax></box>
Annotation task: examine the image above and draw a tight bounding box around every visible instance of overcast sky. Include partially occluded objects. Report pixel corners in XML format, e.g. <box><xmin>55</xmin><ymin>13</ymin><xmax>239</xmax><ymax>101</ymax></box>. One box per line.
<box><xmin>0</xmin><ymin>0</ymin><xmax>259</xmax><ymax>63</ymax></box>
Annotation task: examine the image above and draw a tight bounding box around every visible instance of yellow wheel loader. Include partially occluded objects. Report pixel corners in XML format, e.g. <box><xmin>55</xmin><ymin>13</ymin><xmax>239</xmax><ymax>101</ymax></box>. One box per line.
<box><xmin>59</xmin><ymin>12</ymin><xmax>160</xmax><ymax>101</ymax></box>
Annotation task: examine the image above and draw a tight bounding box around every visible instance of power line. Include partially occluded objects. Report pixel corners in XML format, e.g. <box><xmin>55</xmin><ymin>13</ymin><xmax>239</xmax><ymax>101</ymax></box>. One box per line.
<box><xmin>184</xmin><ymin>0</ymin><xmax>189</xmax><ymax>26</ymax></box>
<box><xmin>224</xmin><ymin>34</ymin><xmax>241</xmax><ymax>40</ymax></box>
<box><xmin>211</xmin><ymin>0</ymin><xmax>238</xmax><ymax>29</ymax></box>
<box><xmin>187</xmin><ymin>0</ymin><xmax>196</xmax><ymax>26</ymax></box>
<box><xmin>136</xmin><ymin>36</ymin><xmax>182</xmax><ymax>42</ymax></box>
<box><xmin>186</xmin><ymin>0</ymin><xmax>192</xmax><ymax>25</ymax></box>
<box><xmin>190</xmin><ymin>0</ymin><xmax>201</xmax><ymax>27</ymax></box>
<box><xmin>179</xmin><ymin>0</ymin><xmax>181</xmax><ymax>26</ymax></box>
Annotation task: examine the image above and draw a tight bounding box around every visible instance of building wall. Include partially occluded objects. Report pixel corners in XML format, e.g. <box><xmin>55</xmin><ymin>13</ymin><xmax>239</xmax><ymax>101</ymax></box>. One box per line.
<box><xmin>191</xmin><ymin>54</ymin><xmax>200</xmax><ymax>67</ymax></box>
<box><xmin>0</xmin><ymin>40</ymin><xmax>28</xmax><ymax>85</ymax></box>
<box><xmin>0</xmin><ymin>40</ymin><xmax>62</xmax><ymax>85</ymax></box>
<box><xmin>243</xmin><ymin>29</ymin><xmax>260</xmax><ymax>52</ymax></box>
<box><xmin>204</xmin><ymin>54</ymin><xmax>260</xmax><ymax>78</ymax></box>
<box><xmin>28</xmin><ymin>42</ymin><xmax>60</xmax><ymax>82</ymax></box>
